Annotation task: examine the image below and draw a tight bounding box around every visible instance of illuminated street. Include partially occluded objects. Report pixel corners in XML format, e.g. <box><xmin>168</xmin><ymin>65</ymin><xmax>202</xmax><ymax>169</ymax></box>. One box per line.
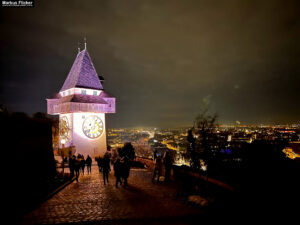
<box><xmin>20</xmin><ymin>163</ymin><xmax>203</xmax><ymax>225</ymax></box>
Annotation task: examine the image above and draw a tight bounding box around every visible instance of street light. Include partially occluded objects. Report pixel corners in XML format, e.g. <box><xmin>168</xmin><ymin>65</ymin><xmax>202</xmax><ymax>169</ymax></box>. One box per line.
<box><xmin>61</xmin><ymin>139</ymin><xmax>66</xmax><ymax>173</ymax></box>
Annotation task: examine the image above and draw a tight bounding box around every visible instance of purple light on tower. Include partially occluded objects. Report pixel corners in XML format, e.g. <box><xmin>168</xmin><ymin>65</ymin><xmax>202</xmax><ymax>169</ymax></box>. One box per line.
<box><xmin>47</xmin><ymin>43</ymin><xmax>116</xmax><ymax>157</ymax></box>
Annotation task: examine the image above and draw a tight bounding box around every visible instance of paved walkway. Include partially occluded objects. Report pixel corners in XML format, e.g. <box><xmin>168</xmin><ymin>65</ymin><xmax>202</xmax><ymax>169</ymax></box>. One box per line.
<box><xmin>20</xmin><ymin>164</ymin><xmax>204</xmax><ymax>225</ymax></box>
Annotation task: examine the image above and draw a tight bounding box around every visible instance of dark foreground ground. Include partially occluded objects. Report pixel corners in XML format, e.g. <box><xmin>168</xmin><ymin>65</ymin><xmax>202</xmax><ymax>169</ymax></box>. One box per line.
<box><xmin>15</xmin><ymin>162</ymin><xmax>297</xmax><ymax>225</ymax></box>
<box><xmin>19</xmin><ymin>164</ymin><xmax>204</xmax><ymax>225</ymax></box>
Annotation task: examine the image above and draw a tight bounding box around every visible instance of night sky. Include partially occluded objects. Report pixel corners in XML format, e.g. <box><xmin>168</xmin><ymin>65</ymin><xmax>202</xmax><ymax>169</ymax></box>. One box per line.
<box><xmin>0</xmin><ymin>0</ymin><xmax>299</xmax><ymax>128</ymax></box>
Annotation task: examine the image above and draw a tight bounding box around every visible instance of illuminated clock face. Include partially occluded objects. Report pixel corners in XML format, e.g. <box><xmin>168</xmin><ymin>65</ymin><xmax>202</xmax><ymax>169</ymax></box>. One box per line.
<box><xmin>82</xmin><ymin>115</ymin><xmax>104</xmax><ymax>139</ymax></box>
<box><xmin>59</xmin><ymin>116</ymin><xmax>70</xmax><ymax>142</ymax></box>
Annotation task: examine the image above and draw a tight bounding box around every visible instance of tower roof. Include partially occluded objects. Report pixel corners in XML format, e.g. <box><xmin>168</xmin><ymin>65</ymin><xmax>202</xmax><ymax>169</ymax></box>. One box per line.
<box><xmin>60</xmin><ymin>49</ymin><xmax>103</xmax><ymax>92</ymax></box>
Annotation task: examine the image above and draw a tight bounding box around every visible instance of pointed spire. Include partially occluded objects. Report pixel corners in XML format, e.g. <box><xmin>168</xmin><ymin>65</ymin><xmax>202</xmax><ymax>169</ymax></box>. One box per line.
<box><xmin>84</xmin><ymin>37</ymin><xmax>87</xmax><ymax>50</ymax></box>
<box><xmin>78</xmin><ymin>41</ymin><xmax>81</xmax><ymax>53</ymax></box>
<box><xmin>60</xmin><ymin>49</ymin><xmax>103</xmax><ymax>91</ymax></box>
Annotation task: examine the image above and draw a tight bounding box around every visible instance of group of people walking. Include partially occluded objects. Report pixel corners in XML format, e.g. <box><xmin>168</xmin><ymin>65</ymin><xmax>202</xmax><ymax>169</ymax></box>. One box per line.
<box><xmin>95</xmin><ymin>152</ymin><xmax>111</xmax><ymax>185</ymax></box>
<box><xmin>95</xmin><ymin>151</ymin><xmax>130</xmax><ymax>188</ymax></box>
<box><xmin>67</xmin><ymin>149</ymin><xmax>173</xmax><ymax>186</ymax></box>
<box><xmin>68</xmin><ymin>154</ymin><xmax>92</xmax><ymax>182</ymax></box>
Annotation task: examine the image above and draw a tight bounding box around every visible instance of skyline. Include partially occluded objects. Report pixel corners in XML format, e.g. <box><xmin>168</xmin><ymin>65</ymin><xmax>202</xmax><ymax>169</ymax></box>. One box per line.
<box><xmin>105</xmin><ymin>123</ymin><xmax>300</xmax><ymax>129</ymax></box>
<box><xmin>0</xmin><ymin>0</ymin><xmax>299</xmax><ymax>128</ymax></box>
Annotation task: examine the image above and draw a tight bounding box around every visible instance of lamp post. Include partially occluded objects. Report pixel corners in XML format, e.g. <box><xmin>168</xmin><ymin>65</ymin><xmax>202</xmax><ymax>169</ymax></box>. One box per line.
<box><xmin>61</xmin><ymin>139</ymin><xmax>66</xmax><ymax>174</ymax></box>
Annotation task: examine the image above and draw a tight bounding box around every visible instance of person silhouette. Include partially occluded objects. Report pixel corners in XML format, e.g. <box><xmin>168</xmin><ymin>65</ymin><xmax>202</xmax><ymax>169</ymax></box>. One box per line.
<box><xmin>121</xmin><ymin>156</ymin><xmax>130</xmax><ymax>188</ymax></box>
<box><xmin>74</xmin><ymin>156</ymin><xmax>80</xmax><ymax>182</ymax></box>
<box><xmin>102</xmin><ymin>152</ymin><xmax>110</xmax><ymax>185</ymax></box>
<box><xmin>86</xmin><ymin>155</ymin><xmax>92</xmax><ymax>174</ymax></box>
<box><xmin>152</xmin><ymin>154</ymin><xmax>163</xmax><ymax>183</ymax></box>
<box><xmin>81</xmin><ymin>156</ymin><xmax>86</xmax><ymax>175</ymax></box>
<box><xmin>114</xmin><ymin>158</ymin><xmax>122</xmax><ymax>188</ymax></box>
<box><xmin>164</xmin><ymin>151</ymin><xmax>173</xmax><ymax>182</ymax></box>
<box><xmin>97</xmin><ymin>156</ymin><xmax>103</xmax><ymax>172</ymax></box>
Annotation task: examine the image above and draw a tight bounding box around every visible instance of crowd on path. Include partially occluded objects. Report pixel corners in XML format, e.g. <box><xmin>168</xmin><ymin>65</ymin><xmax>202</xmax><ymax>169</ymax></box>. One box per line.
<box><xmin>66</xmin><ymin>149</ymin><xmax>173</xmax><ymax>187</ymax></box>
<box><xmin>68</xmin><ymin>154</ymin><xmax>93</xmax><ymax>182</ymax></box>
<box><xmin>95</xmin><ymin>149</ymin><xmax>131</xmax><ymax>188</ymax></box>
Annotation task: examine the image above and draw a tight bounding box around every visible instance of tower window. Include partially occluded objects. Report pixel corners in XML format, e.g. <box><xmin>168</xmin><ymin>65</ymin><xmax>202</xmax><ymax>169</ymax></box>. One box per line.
<box><xmin>93</xmin><ymin>91</ymin><xmax>97</xmax><ymax>96</ymax></box>
<box><xmin>81</xmin><ymin>90</ymin><xmax>86</xmax><ymax>95</ymax></box>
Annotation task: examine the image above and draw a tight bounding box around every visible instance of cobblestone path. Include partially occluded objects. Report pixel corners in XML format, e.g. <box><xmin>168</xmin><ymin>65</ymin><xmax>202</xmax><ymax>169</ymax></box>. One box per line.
<box><xmin>20</xmin><ymin>164</ymin><xmax>204</xmax><ymax>225</ymax></box>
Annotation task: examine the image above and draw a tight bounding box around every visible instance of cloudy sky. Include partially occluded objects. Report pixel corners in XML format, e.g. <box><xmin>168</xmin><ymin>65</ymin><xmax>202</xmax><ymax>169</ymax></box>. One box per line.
<box><xmin>0</xmin><ymin>0</ymin><xmax>299</xmax><ymax>127</ymax></box>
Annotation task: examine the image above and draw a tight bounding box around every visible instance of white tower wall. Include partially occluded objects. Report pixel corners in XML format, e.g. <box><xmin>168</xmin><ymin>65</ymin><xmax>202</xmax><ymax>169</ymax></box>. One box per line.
<box><xmin>72</xmin><ymin>112</ymin><xmax>107</xmax><ymax>157</ymax></box>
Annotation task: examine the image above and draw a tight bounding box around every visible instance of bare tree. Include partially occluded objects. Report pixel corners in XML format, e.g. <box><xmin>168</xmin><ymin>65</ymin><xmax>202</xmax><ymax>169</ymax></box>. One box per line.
<box><xmin>187</xmin><ymin>97</ymin><xmax>218</xmax><ymax>169</ymax></box>
<box><xmin>194</xmin><ymin>108</ymin><xmax>218</xmax><ymax>166</ymax></box>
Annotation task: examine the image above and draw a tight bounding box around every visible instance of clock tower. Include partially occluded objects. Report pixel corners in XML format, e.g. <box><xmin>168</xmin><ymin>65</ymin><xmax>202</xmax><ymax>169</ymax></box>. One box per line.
<box><xmin>47</xmin><ymin>44</ymin><xmax>115</xmax><ymax>157</ymax></box>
